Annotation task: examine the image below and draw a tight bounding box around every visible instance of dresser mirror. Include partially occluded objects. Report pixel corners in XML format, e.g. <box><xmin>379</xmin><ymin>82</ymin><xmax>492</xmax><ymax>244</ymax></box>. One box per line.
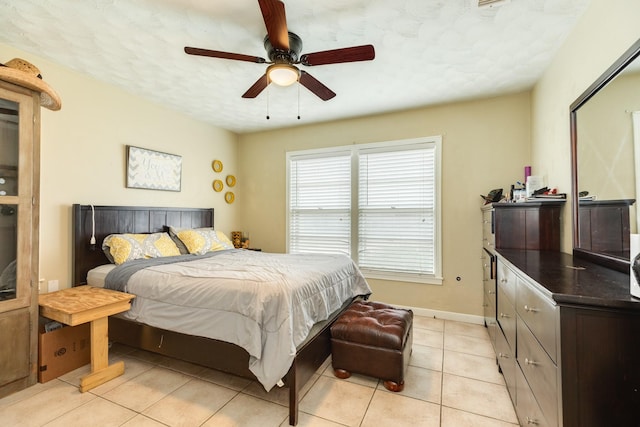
<box><xmin>571</xmin><ymin>38</ymin><xmax>640</xmax><ymax>272</ymax></box>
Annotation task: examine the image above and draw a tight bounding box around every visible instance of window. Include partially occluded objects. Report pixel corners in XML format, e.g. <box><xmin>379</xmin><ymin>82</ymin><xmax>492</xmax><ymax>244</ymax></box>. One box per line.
<box><xmin>287</xmin><ymin>137</ymin><xmax>442</xmax><ymax>284</ymax></box>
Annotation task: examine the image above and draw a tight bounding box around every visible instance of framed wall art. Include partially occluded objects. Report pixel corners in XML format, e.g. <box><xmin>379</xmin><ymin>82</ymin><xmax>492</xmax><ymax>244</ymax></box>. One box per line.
<box><xmin>126</xmin><ymin>145</ymin><xmax>182</xmax><ymax>191</ymax></box>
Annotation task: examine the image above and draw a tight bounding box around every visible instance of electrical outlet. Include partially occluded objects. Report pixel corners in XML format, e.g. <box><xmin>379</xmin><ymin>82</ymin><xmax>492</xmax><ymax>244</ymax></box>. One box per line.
<box><xmin>48</xmin><ymin>279</ymin><xmax>59</xmax><ymax>292</ymax></box>
<box><xmin>39</xmin><ymin>278</ymin><xmax>46</xmax><ymax>293</ymax></box>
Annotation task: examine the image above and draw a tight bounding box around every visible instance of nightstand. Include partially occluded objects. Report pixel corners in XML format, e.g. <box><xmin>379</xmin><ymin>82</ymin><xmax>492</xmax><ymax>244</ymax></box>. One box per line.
<box><xmin>39</xmin><ymin>286</ymin><xmax>135</xmax><ymax>392</ymax></box>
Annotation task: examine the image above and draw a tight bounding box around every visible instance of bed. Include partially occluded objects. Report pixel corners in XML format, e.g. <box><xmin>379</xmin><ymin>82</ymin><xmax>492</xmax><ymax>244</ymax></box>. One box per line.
<box><xmin>71</xmin><ymin>204</ymin><xmax>371</xmax><ymax>425</ymax></box>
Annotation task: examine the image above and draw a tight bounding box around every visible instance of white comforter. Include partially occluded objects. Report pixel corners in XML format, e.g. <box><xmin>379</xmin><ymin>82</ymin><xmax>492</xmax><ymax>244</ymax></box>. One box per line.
<box><xmin>110</xmin><ymin>250</ymin><xmax>371</xmax><ymax>390</ymax></box>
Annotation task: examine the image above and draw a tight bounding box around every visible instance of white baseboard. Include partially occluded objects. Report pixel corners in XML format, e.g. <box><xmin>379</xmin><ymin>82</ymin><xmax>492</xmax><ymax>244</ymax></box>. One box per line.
<box><xmin>389</xmin><ymin>303</ymin><xmax>485</xmax><ymax>325</ymax></box>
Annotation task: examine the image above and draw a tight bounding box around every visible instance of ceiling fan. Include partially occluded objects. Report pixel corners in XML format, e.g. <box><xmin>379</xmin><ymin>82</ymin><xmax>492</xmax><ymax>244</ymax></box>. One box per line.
<box><xmin>184</xmin><ymin>0</ymin><xmax>375</xmax><ymax>101</ymax></box>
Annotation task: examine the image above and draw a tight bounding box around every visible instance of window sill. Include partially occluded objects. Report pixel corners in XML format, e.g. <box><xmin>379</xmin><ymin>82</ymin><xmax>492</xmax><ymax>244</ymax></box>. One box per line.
<box><xmin>361</xmin><ymin>269</ymin><xmax>443</xmax><ymax>285</ymax></box>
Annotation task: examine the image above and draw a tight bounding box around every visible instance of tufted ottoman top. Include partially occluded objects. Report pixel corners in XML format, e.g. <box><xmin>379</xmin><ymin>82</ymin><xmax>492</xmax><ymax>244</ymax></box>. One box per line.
<box><xmin>331</xmin><ymin>301</ymin><xmax>413</xmax><ymax>350</ymax></box>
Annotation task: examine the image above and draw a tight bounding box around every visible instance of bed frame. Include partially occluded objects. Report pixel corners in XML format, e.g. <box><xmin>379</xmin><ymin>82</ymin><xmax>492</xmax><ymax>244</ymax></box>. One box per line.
<box><xmin>71</xmin><ymin>204</ymin><xmax>352</xmax><ymax>426</ymax></box>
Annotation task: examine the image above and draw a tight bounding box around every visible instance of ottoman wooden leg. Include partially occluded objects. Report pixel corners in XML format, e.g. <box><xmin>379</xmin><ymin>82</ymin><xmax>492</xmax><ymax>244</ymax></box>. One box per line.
<box><xmin>383</xmin><ymin>380</ymin><xmax>405</xmax><ymax>392</ymax></box>
<box><xmin>334</xmin><ymin>368</ymin><xmax>352</xmax><ymax>379</ymax></box>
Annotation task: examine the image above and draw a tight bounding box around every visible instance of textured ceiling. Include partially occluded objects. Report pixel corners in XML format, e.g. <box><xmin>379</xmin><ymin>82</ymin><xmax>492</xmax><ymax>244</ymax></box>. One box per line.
<box><xmin>0</xmin><ymin>0</ymin><xmax>590</xmax><ymax>134</ymax></box>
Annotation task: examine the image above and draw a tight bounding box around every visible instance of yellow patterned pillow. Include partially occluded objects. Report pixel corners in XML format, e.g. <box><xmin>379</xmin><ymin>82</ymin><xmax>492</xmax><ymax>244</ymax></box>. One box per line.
<box><xmin>103</xmin><ymin>233</ymin><xmax>180</xmax><ymax>265</ymax></box>
<box><xmin>175</xmin><ymin>228</ymin><xmax>234</xmax><ymax>255</ymax></box>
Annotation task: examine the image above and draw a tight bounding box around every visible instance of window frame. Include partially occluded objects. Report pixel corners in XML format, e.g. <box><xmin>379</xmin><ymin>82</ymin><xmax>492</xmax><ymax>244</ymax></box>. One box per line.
<box><xmin>286</xmin><ymin>136</ymin><xmax>442</xmax><ymax>285</ymax></box>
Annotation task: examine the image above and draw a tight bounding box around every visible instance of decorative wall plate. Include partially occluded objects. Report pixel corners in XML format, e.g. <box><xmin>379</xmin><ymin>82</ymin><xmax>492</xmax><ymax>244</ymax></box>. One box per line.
<box><xmin>212</xmin><ymin>159</ymin><xmax>223</xmax><ymax>173</ymax></box>
<box><xmin>225</xmin><ymin>191</ymin><xmax>235</xmax><ymax>204</ymax></box>
<box><xmin>212</xmin><ymin>179</ymin><xmax>223</xmax><ymax>192</ymax></box>
<box><xmin>226</xmin><ymin>175</ymin><xmax>236</xmax><ymax>187</ymax></box>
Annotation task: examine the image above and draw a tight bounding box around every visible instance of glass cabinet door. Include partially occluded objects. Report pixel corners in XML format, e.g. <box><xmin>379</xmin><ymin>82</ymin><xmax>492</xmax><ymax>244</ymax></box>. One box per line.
<box><xmin>0</xmin><ymin>81</ymin><xmax>39</xmax><ymax>395</ymax></box>
<box><xmin>0</xmin><ymin>90</ymin><xmax>34</xmax><ymax>312</ymax></box>
<box><xmin>0</xmin><ymin>99</ymin><xmax>19</xmax><ymax>303</ymax></box>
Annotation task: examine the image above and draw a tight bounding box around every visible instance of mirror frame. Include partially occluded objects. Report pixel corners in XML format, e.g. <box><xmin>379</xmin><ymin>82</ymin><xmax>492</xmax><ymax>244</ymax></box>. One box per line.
<box><xmin>570</xmin><ymin>38</ymin><xmax>640</xmax><ymax>272</ymax></box>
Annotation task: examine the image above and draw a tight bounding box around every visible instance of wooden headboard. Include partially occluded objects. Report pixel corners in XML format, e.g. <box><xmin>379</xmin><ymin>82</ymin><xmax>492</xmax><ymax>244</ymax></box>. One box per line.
<box><xmin>72</xmin><ymin>204</ymin><xmax>214</xmax><ymax>285</ymax></box>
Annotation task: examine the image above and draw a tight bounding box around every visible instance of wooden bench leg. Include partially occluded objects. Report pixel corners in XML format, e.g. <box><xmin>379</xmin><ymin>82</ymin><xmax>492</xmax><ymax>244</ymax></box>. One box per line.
<box><xmin>79</xmin><ymin>316</ymin><xmax>124</xmax><ymax>392</ymax></box>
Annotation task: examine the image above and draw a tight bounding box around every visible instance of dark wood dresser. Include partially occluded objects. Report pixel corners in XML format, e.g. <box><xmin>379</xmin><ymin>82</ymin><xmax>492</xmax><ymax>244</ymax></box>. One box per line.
<box><xmin>496</xmin><ymin>249</ymin><xmax>640</xmax><ymax>427</ymax></box>
<box><xmin>482</xmin><ymin>201</ymin><xmax>639</xmax><ymax>426</ymax></box>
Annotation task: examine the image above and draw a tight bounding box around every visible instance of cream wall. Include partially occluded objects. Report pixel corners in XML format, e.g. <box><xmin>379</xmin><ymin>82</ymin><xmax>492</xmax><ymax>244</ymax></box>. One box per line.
<box><xmin>238</xmin><ymin>92</ymin><xmax>531</xmax><ymax>315</ymax></box>
<box><xmin>531</xmin><ymin>0</ymin><xmax>640</xmax><ymax>252</ymax></box>
<box><xmin>0</xmin><ymin>42</ymin><xmax>239</xmax><ymax>290</ymax></box>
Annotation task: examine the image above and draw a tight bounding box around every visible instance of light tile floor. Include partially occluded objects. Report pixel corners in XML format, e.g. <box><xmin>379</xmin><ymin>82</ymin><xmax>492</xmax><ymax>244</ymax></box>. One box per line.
<box><xmin>0</xmin><ymin>316</ymin><xmax>519</xmax><ymax>426</ymax></box>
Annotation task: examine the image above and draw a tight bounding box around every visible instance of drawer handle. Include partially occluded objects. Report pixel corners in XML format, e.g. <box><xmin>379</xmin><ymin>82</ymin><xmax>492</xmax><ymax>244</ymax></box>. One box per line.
<box><xmin>499</xmin><ymin>312</ymin><xmax>510</xmax><ymax>319</ymax></box>
<box><xmin>500</xmin><ymin>278</ymin><xmax>507</xmax><ymax>283</ymax></box>
<box><xmin>488</xmin><ymin>290</ymin><xmax>495</xmax><ymax>295</ymax></box>
<box><xmin>526</xmin><ymin>416</ymin><xmax>539</xmax><ymax>425</ymax></box>
<box><xmin>498</xmin><ymin>352</ymin><xmax>509</xmax><ymax>359</ymax></box>
<box><xmin>524</xmin><ymin>357</ymin><xmax>538</xmax><ymax>366</ymax></box>
<box><xmin>524</xmin><ymin>305</ymin><xmax>538</xmax><ymax>313</ymax></box>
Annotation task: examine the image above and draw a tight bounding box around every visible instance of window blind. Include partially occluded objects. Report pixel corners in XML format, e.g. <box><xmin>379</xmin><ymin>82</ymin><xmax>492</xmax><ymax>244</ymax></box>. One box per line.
<box><xmin>358</xmin><ymin>147</ymin><xmax>436</xmax><ymax>275</ymax></box>
<box><xmin>288</xmin><ymin>153</ymin><xmax>351</xmax><ymax>255</ymax></box>
<box><xmin>287</xmin><ymin>137</ymin><xmax>440</xmax><ymax>282</ymax></box>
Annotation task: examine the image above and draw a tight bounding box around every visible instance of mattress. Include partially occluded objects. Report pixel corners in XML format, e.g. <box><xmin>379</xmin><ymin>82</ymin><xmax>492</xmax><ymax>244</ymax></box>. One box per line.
<box><xmin>102</xmin><ymin>249</ymin><xmax>371</xmax><ymax>390</ymax></box>
<box><xmin>87</xmin><ymin>264</ymin><xmax>115</xmax><ymax>287</ymax></box>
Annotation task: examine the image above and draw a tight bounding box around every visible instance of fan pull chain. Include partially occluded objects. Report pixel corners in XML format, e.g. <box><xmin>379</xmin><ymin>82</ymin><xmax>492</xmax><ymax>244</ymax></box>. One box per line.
<box><xmin>297</xmin><ymin>83</ymin><xmax>301</xmax><ymax>120</ymax></box>
<box><xmin>266</xmin><ymin>84</ymin><xmax>270</xmax><ymax>120</ymax></box>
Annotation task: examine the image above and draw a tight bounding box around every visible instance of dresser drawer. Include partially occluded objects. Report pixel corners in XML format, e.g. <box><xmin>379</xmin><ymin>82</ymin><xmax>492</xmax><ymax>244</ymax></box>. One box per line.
<box><xmin>496</xmin><ymin>327</ymin><xmax>516</xmax><ymax>401</ymax></box>
<box><xmin>482</xmin><ymin>208</ymin><xmax>495</xmax><ymax>250</ymax></box>
<box><xmin>516</xmin><ymin>365</ymin><xmax>557</xmax><ymax>427</ymax></box>
<box><xmin>497</xmin><ymin>262</ymin><xmax>517</xmax><ymax>304</ymax></box>
<box><xmin>517</xmin><ymin>277</ymin><xmax>557</xmax><ymax>361</ymax></box>
<box><xmin>483</xmin><ymin>293</ymin><xmax>497</xmax><ymax>344</ymax></box>
<box><xmin>497</xmin><ymin>285</ymin><xmax>516</xmax><ymax>349</ymax></box>
<box><xmin>517</xmin><ymin>318</ymin><xmax>558</xmax><ymax>425</ymax></box>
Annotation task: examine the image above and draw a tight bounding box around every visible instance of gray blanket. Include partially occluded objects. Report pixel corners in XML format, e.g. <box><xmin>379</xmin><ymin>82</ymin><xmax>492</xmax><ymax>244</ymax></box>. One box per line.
<box><xmin>102</xmin><ymin>249</ymin><xmax>371</xmax><ymax>390</ymax></box>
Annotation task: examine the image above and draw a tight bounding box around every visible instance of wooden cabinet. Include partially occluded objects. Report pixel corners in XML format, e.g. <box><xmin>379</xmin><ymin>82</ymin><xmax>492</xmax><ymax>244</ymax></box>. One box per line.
<box><xmin>0</xmin><ymin>81</ymin><xmax>41</xmax><ymax>397</ymax></box>
<box><xmin>492</xmin><ymin>202</ymin><xmax>564</xmax><ymax>251</ymax></box>
<box><xmin>481</xmin><ymin>202</ymin><xmax>565</xmax><ymax>423</ymax></box>
<box><xmin>495</xmin><ymin>250</ymin><xmax>640</xmax><ymax>427</ymax></box>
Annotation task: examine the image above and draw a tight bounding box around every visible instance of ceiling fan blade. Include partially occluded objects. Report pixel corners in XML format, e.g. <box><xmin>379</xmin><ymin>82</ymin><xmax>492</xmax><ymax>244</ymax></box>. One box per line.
<box><xmin>185</xmin><ymin>47</ymin><xmax>266</xmax><ymax>63</ymax></box>
<box><xmin>300</xmin><ymin>45</ymin><xmax>375</xmax><ymax>66</ymax></box>
<box><xmin>242</xmin><ymin>74</ymin><xmax>270</xmax><ymax>98</ymax></box>
<box><xmin>258</xmin><ymin>0</ymin><xmax>289</xmax><ymax>51</ymax></box>
<box><xmin>299</xmin><ymin>71</ymin><xmax>336</xmax><ymax>101</ymax></box>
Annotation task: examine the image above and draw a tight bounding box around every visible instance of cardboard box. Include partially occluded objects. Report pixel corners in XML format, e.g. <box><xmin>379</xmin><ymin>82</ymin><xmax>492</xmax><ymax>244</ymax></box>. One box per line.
<box><xmin>38</xmin><ymin>322</ymin><xmax>90</xmax><ymax>383</ymax></box>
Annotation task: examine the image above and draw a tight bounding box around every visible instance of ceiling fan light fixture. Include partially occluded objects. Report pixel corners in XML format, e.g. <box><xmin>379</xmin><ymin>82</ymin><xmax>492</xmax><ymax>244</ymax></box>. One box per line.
<box><xmin>267</xmin><ymin>63</ymin><xmax>300</xmax><ymax>86</ymax></box>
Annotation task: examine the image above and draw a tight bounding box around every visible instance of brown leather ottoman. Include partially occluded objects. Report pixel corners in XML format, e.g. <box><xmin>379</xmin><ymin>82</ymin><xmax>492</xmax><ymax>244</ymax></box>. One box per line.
<box><xmin>330</xmin><ymin>301</ymin><xmax>413</xmax><ymax>392</ymax></box>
